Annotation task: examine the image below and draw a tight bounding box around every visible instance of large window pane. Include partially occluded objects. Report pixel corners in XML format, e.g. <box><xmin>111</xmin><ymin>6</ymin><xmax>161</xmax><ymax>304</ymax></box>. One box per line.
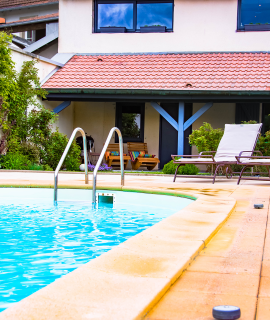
<box><xmin>240</xmin><ymin>0</ymin><xmax>270</xmax><ymax>27</ymax></box>
<box><xmin>136</xmin><ymin>3</ymin><xmax>173</xmax><ymax>29</ymax></box>
<box><xmin>98</xmin><ymin>3</ymin><xmax>133</xmax><ymax>29</ymax></box>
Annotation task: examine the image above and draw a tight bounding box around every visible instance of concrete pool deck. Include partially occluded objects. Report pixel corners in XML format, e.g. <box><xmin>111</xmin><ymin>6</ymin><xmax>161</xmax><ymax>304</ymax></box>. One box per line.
<box><xmin>0</xmin><ymin>171</ymin><xmax>269</xmax><ymax>320</ymax></box>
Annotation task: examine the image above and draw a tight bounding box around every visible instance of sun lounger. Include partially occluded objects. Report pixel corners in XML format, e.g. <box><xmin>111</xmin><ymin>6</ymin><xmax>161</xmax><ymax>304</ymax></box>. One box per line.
<box><xmin>236</xmin><ymin>150</ymin><xmax>270</xmax><ymax>184</ymax></box>
<box><xmin>172</xmin><ymin>123</ymin><xmax>262</xmax><ymax>183</ymax></box>
<box><xmin>127</xmin><ymin>142</ymin><xmax>160</xmax><ymax>170</ymax></box>
<box><xmin>105</xmin><ymin>143</ymin><xmax>130</xmax><ymax>169</ymax></box>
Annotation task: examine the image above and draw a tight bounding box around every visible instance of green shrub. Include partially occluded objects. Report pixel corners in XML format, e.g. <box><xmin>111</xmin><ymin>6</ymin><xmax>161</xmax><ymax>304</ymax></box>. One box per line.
<box><xmin>0</xmin><ymin>153</ymin><xmax>30</xmax><ymax>170</ymax></box>
<box><xmin>163</xmin><ymin>160</ymin><xmax>199</xmax><ymax>175</ymax></box>
<box><xmin>189</xmin><ymin>122</ymin><xmax>224</xmax><ymax>153</ymax></box>
<box><xmin>20</xmin><ymin>142</ymin><xmax>40</xmax><ymax>164</ymax></box>
<box><xmin>43</xmin><ymin>164</ymin><xmax>53</xmax><ymax>171</ymax></box>
<box><xmin>178</xmin><ymin>164</ymin><xmax>199</xmax><ymax>175</ymax></box>
<box><xmin>27</xmin><ymin>163</ymin><xmax>53</xmax><ymax>171</ymax></box>
<box><xmin>65</xmin><ymin>152</ymin><xmax>81</xmax><ymax>171</ymax></box>
<box><xmin>43</xmin><ymin>131</ymin><xmax>81</xmax><ymax>171</ymax></box>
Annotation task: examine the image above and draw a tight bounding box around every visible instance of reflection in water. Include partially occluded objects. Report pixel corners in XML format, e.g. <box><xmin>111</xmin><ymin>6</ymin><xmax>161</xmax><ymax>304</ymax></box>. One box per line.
<box><xmin>98</xmin><ymin>3</ymin><xmax>133</xmax><ymax>29</ymax></box>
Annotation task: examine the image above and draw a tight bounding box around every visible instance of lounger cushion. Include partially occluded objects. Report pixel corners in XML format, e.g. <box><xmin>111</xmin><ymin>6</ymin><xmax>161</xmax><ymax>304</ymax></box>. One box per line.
<box><xmin>175</xmin><ymin>158</ymin><xmax>214</xmax><ymax>162</ymax></box>
<box><xmin>129</xmin><ymin>151</ymin><xmax>145</xmax><ymax>162</ymax></box>
<box><xmin>244</xmin><ymin>159</ymin><xmax>270</xmax><ymax>164</ymax></box>
<box><xmin>138</xmin><ymin>154</ymin><xmax>156</xmax><ymax>158</ymax></box>
<box><xmin>110</xmin><ymin>151</ymin><xmax>119</xmax><ymax>156</ymax></box>
<box><xmin>214</xmin><ymin>124</ymin><xmax>262</xmax><ymax>162</ymax></box>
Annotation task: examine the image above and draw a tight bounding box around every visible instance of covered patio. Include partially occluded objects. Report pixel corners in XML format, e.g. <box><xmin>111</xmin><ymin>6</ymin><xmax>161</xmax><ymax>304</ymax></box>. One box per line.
<box><xmin>42</xmin><ymin>52</ymin><xmax>270</xmax><ymax>169</ymax></box>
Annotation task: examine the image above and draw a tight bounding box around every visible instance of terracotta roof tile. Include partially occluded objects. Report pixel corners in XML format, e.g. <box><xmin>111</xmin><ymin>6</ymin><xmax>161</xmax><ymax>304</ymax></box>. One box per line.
<box><xmin>0</xmin><ymin>0</ymin><xmax>57</xmax><ymax>10</ymax></box>
<box><xmin>43</xmin><ymin>53</ymin><xmax>270</xmax><ymax>91</ymax></box>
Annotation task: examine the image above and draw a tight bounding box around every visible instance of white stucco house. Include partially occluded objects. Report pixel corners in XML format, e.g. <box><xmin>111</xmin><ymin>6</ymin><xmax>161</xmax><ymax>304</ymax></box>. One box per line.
<box><xmin>5</xmin><ymin>0</ymin><xmax>270</xmax><ymax>169</ymax></box>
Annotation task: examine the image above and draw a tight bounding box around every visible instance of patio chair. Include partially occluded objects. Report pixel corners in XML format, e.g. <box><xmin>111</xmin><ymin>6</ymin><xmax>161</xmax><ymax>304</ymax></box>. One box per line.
<box><xmin>105</xmin><ymin>143</ymin><xmax>130</xmax><ymax>169</ymax></box>
<box><xmin>127</xmin><ymin>142</ymin><xmax>160</xmax><ymax>170</ymax></box>
<box><xmin>171</xmin><ymin>123</ymin><xmax>262</xmax><ymax>183</ymax></box>
<box><xmin>235</xmin><ymin>150</ymin><xmax>270</xmax><ymax>184</ymax></box>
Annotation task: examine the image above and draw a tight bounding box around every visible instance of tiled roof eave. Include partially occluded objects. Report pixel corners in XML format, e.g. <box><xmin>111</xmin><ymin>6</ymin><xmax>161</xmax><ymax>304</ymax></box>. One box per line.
<box><xmin>42</xmin><ymin>53</ymin><xmax>270</xmax><ymax>93</ymax></box>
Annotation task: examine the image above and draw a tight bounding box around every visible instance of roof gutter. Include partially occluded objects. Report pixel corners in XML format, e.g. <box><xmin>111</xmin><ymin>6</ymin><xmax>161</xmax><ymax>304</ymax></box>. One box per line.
<box><xmin>0</xmin><ymin>1</ymin><xmax>58</xmax><ymax>12</ymax></box>
<box><xmin>44</xmin><ymin>89</ymin><xmax>270</xmax><ymax>103</ymax></box>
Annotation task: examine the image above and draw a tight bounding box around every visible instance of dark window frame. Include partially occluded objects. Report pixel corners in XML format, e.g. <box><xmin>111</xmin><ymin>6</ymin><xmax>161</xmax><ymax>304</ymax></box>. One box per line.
<box><xmin>115</xmin><ymin>102</ymin><xmax>145</xmax><ymax>143</ymax></box>
<box><xmin>94</xmin><ymin>0</ymin><xmax>174</xmax><ymax>33</ymax></box>
<box><xmin>237</xmin><ymin>0</ymin><xmax>243</xmax><ymax>30</ymax></box>
<box><xmin>237</xmin><ymin>0</ymin><xmax>270</xmax><ymax>31</ymax></box>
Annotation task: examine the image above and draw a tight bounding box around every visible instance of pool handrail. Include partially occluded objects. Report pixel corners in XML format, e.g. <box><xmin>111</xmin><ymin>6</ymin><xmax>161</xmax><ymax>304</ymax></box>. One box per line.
<box><xmin>54</xmin><ymin>127</ymin><xmax>89</xmax><ymax>202</ymax></box>
<box><xmin>92</xmin><ymin>127</ymin><xmax>124</xmax><ymax>203</ymax></box>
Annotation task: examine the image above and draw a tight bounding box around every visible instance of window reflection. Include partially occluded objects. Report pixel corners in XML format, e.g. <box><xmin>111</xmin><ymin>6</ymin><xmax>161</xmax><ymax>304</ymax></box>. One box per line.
<box><xmin>137</xmin><ymin>3</ymin><xmax>173</xmax><ymax>29</ymax></box>
<box><xmin>240</xmin><ymin>0</ymin><xmax>270</xmax><ymax>27</ymax></box>
<box><xmin>122</xmin><ymin>113</ymin><xmax>141</xmax><ymax>139</ymax></box>
<box><xmin>98</xmin><ymin>3</ymin><xmax>133</xmax><ymax>29</ymax></box>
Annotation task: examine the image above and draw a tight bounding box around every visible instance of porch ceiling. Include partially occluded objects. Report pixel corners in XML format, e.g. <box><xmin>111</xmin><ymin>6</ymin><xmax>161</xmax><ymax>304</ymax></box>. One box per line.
<box><xmin>43</xmin><ymin>52</ymin><xmax>270</xmax><ymax>94</ymax></box>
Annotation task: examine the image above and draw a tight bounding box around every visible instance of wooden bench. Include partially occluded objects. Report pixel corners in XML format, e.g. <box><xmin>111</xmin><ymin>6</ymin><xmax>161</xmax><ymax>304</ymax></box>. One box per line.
<box><xmin>105</xmin><ymin>143</ymin><xmax>130</xmax><ymax>169</ymax></box>
<box><xmin>127</xmin><ymin>142</ymin><xmax>160</xmax><ymax>170</ymax></box>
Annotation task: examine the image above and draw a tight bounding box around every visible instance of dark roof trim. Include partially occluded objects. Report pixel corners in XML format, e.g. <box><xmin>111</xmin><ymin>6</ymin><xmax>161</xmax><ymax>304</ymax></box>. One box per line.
<box><xmin>0</xmin><ymin>16</ymin><xmax>58</xmax><ymax>28</ymax></box>
<box><xmin>0</xmin><ymin>1</ymin><xmax>58</xmax><ymax>12</ymax></box>
<box><xmin>45</xmin><ymin>91</ymin><xmax>270</xmax><ymax>103</ymax></box>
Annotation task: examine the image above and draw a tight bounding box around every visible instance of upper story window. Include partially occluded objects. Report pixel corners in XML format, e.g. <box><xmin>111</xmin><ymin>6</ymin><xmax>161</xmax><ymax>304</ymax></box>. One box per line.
<box><xmin>95</xmin><ymin>0</ymin><xmax>173</xmax><ymax>33</ymax></box>
<box><xmin>238</xmin><ymin>0</ymin><xmax>270</xmax><ymax>30</ymax></box>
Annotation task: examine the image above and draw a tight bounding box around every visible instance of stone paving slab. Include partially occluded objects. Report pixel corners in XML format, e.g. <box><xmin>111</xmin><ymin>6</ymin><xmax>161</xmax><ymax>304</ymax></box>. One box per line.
<box><xmin>146</xmin><ymin>183</ymin><xmax>269</xmax><ymax>320</ymax></box>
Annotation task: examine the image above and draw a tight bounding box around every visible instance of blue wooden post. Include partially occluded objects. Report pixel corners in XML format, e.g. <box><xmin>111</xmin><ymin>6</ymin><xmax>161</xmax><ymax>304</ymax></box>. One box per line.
<box><xmin>178</xmin><ymin>102</ymin><xmax>185</xmax><ymax>155</ymax></box>
<box><xmin>150</xmin><ymin>101</ymin><xmax>213</xmax><ymax>155</ymax></box>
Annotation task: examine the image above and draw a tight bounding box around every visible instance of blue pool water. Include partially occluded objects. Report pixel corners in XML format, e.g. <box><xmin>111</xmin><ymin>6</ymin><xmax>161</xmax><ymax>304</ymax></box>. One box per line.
<box><xmin>0</xmin><ymin>188</ymin><xmax>193</xmax><ymax>311</ymax></box>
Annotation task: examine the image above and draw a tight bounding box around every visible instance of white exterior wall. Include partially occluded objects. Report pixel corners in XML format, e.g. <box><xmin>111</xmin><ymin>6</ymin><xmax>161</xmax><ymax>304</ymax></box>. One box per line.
<box><xmin>59</xmin><ymin>0</ymin><xmax>270</xmax><ymax>53</ymax></box>
<box><xmin>43</xmin><ymin>100</ymin><xmax>75</xmax><ymax>137</ymax></box>
<box><xmin>11</xmin><ymin>47</ymin><xmax>58</xmax><ymax>81</ymax></box>
<box><xmin>145</xmin><ymin>103</ymin><xmax>160</xmax><ymax>160</ymax></box>
<box><xmin>73</xmin><ymin>102</ymin><xmax>116</xmax><ymax>153</ymax></box>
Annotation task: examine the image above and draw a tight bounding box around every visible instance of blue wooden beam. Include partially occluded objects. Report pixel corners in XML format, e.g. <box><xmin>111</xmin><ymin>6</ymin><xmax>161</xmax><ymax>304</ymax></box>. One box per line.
<box><xmin>150</xmin><ymin>101</ymin><xmax>179</xmax><ymax>131</ymax></box>
<box><xmin>183</xmin><ymin>102</ymin><xmax>213</xmax><ymax>131</ymax></box>
<box><xmin>178</xmin><ymin>102</ymin><xmax>185</xmax><ymax>155</ymax></box>
<box><xmin>151</xmin><ymin>101</ymin><xmax>213</xmax><ymax>155</ymax></box>
<box><xmin>53</xmin><ymin>101</ymin><xmax>71</xmax><ymax>114</ymax></box>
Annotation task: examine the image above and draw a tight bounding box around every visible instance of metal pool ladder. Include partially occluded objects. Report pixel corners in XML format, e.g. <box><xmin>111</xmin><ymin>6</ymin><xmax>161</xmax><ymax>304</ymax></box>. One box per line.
<box><xmin>92</xmin><ymin>127</ymin><xmax>124</xmax><ymax>203</ymax></box>
<box><xmin>54</xmin><ymin>127</ymin><xmax>124</xmax><ymax>204</ymax></box>
<box><xmin>54</xmin><ymin>127</ymin><xmax>88</xmax><ymax>202</ymax></box>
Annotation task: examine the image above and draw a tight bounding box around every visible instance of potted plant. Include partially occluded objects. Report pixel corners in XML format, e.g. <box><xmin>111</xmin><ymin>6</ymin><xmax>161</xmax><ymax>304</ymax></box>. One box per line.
<box><xmin>140</xmin><ymin>25</ymin><xmax>166</xmax><ymax>33</ymax></box>
<box><xmin>244</xmin><ymin>22</ymin><xmax>270</xmax><ymax>31</ymax></box>
<box><xmin>100</xmin><ymin>26</ymin><xmax>126</xmax><ymax>33</ymax></box>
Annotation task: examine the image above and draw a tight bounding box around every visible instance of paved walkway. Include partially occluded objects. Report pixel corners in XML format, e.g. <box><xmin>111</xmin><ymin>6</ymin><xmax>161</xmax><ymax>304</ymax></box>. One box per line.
<box><xmin>0</xmin><ymin>171</ymin><xmax>269</xmax><ymax>320</ymax></box>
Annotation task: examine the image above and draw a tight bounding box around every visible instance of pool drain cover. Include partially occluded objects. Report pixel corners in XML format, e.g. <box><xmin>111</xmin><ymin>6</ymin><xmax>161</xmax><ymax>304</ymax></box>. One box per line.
<box><xmin>212</xmin><ymin>305</ymin><xmax>241</xmax><ymax>320</ymax></box>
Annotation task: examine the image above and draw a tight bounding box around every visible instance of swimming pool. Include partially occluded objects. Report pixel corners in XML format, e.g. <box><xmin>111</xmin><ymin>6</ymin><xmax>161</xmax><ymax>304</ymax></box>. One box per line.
<box><xmin>0</xmin><ymin>188</ymin><xmax>193</xmax><ymax>312</ymax></box>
